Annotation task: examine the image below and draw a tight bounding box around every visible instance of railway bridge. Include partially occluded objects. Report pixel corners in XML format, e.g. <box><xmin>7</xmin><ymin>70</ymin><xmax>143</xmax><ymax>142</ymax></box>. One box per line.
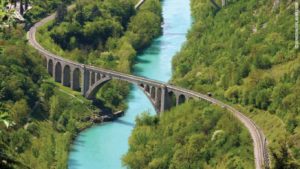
<box><xmin>27</xmin><ymin>3</ymin><xmax>270</xmax><ymax>168</ymax></box>
<box><xmin>29</xmin><ymin>24</ymin><xmax>201</xmax><ymax>112</ymax></box>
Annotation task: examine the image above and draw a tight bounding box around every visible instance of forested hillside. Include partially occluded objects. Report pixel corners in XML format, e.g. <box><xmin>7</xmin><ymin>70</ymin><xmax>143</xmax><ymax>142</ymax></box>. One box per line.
<box><xmin>37</xmin><ymin>0</ymin><xmax>162</xmax><ymax>110</ymax></box>
<box><xmin>0</xmin><ymin>23</ymin><xmax>95</xmax><ymax>169</ymax></box>
<box><xmin>125</xmin><ymin>0</ymin><xmax>299</xmax><ymax>168</ymax></box>
<box><xmin>123</xmin><ymin>101</ymin><xmax>254</xmax><ymax>168</ymax></box>
<box><xmin>171</xmin><ymin>0</ymin><xmax>299</xmax><ymax>168</ymax></box>
<box><xmin>0</xmin><ymin>0</ymin><xmax>162</xmax><ymax>168</ymax></box>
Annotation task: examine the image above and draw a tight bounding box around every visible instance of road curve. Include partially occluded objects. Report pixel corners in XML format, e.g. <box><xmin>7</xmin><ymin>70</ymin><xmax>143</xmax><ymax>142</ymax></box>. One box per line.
<box><xmin>26</xmin><ymin>3</ymin><xmax>270</xmax><ymax>169</ymax></box>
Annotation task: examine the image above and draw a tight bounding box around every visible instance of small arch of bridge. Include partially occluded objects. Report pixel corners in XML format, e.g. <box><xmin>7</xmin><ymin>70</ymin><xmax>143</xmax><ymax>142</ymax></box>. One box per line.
<box><xmin>63</xmin><ymin>65</ymin><xmax>71</xmax><ymax>87</ymax></box>
<box><xmin>54</xmin><ymin>62</ymin><xmax>62</xmax><ymax>83</ymax></box>
<box><xmin>48</xmin><ymin>59</ymin><xmax>53</xmax><ymax>76</ymax></box>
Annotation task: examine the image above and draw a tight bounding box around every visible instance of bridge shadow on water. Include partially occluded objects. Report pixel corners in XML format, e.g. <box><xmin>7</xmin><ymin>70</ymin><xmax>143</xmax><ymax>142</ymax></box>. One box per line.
<box><xmin>133</xmin><ymin>66</ymin><xmax>146</xmax><ymax>75</ymax></box>
<box><xmin>114</xmin><ymin>119</ymin><xmax>135</xmax><ymax>128</ymax></box>
<box><xmin>136</xmin><ymin>40</ymin><xmax>162</xmax><ymax>55</ymax></box>
<box><xmin>68</xmin><ymin>158</ymin><xmax>82</xmax><ymax>169</ymax></box>
<box><xmin>125</xmin><ymin>85</ymin><xmax>141</xmax><ymax>101</ymax></box>
<box><xmin>135</xmin><ymin>57</ymin><xmax>151</xmax><ymax>64</ymax></box>
<box><xmin>69</xmin><ymin>138</ymin><xmax>86</xmax><ymax>153</ymax></box>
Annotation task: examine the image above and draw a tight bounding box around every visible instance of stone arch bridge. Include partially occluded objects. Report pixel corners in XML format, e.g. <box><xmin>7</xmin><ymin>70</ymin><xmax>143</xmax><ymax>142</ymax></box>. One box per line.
<box><xmin>29</xmin><ymin>24</ymin><xmax>202</xmax><ymax>113</ymax></box>
<box><xmin>27</xmin><ymin>6</ymin><xmax>269</xmax><ymax>169</ymax></box>
<box><xmin>46</xmin><ymin>56</ymin><xmax>195</xmax><ymax>113</ymax></box>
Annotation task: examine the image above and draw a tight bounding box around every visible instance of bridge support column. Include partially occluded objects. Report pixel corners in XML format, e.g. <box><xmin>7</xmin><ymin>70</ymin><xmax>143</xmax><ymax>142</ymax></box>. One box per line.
<box><xmin>154</xmin><ymin>87</ymin><xmax>159</xmax><ymax>104</ymax></box>
<box><xmin>82</xmin><ymin>67</ymin><xmax>90</xmax><ymax>96</ymax></box>
<box><xmin>160</xmin><ymin>86</ymin><xmax>167</xmax><ymax>114</ymax></box>
<box><xmin>175</xmin><ymin>94</ymin><xmax>179</xmax><ymax>106</ymax></box>
<box><xmin>89</xmin><ymin>71</ymin><xmax>93</xmax><ymax>87</ymax></box>
<box><xmin>70</xmin><ymin>69</ymin><xmax>74</xmax><ymax>89</ymax></box>
<box><xmin>46</xmin><ymin>58</ymin><xmax>50</xmax><ymax>75</ymax></box>
<box><xmin>153</xmin><ymin>87</ymin><xmax>161</xmax><ymax>113</ymax></box>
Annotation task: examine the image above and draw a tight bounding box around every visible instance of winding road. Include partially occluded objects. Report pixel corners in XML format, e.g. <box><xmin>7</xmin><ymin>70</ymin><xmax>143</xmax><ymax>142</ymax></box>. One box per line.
<box><xmin>27</xmin><ymin>2</ymin><xmax>270</xmax><ymax>169</ymax></box>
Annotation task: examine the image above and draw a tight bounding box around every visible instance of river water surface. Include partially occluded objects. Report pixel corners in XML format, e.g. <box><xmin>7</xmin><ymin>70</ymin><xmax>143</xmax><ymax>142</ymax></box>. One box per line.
<box><xmin>68</xmin><ymin>0</ymin><xmax>191</xmax><ymax>168</ymax></box>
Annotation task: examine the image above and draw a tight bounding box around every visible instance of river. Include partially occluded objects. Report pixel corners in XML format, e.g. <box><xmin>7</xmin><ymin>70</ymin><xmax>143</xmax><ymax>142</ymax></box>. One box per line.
<box><xmin>68</xmin><ymin>0</ymin><xmax>192</xmax><ymax>168</ymax></box>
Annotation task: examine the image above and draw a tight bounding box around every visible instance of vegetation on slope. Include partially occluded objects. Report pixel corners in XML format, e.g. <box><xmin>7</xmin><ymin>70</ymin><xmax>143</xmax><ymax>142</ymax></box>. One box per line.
<box><xmin>0</xmin><ymin>26</ymin><xmax>96</xmax><ymax>168</ymax></box>
<box><xmin>123</xmin><ymin>101</ymin><xmax>254</xmax><ymax>168</ymax></box>
<box><xmin>171</xmin><ymin>0</ymin><xmax>299</xmax><ymax>168</ymax></box>
<box><xmin>1</xmin><ymin>0</ymin><xmax>162</xmax><ymax>168</ymax></box>
<box><xmin>24</xmin><ymin>0</ymin><xmax>75</xmax><ymax>24</ymax></box>
<box><xmin>37</xmin><ymin>0</ymin><xmax>162</xmax><ymax>110</ymax></box>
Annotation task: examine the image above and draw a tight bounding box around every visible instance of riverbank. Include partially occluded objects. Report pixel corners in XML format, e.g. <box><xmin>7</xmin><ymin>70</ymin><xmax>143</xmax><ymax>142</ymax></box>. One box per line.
<box><xmin>25</xmin><ymin>0</ymin><xmax>163</xmax><ymax>168</ymax></box>
<box><xmin>68</xmin><ymin>0</ymin><xmax>192</xmax><ymax>168</ymax></box>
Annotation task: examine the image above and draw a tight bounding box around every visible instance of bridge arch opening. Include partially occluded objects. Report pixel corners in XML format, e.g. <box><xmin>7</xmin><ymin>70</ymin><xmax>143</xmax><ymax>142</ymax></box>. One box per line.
<box><xmin>96</xmin><ymin>73</ymin><xmax>101</xmax><ymax>81</ymax></box>
<box><xmin>167</xmin><ymin>91</ymin><xmax>176</xmax><ymax>109</ymax></box>
<box><xmin>150</xmin><ymin>87</ymin><xmax>155</xmax><ymax>99</ymax></box>
<box><xmin>178</xmin><ymin>94</ymin><xmax>186</xmax><ymax>105</ymax></box>
<box><xmin>140</xmin><ymin>84</ymin><xmax>144</xmax><ymax>88</ymax></box>
<box><xmin>156</xmin><ymin>88</ymin><xmax>162</xmax><ymax>109</ymax></box>
<box><xmin>91</xmin><ymin>71</ymin><xmax>96</xmax><ymax>86</ymax></box>
<box><xmin>72</xmin><ymin>68</ymin><xmax>81</xmax><ymax>91</ymax></box>
<box><xmin>54</xmin><ymin>62</ymin><xmax>62</xmax><ymax>82</ymax></box>
<box><xmin>145</xmin><ymin>85</ymin><xmax>150</xmax><ymax>93</ymax></box>
<box><xmin>85</xmin><ymin>77</ymin><xmax>112</xmax><ymax>99</ymax></box>
<box><xmin>84</xmin><ymin>70</ymin><xmax>90</xmax><ymax>92</ymax></box>
<box><xmin>48</xmin><ymin>59</ymin><xmax>53</xmax><ymax>76</ymax></box>
<box><xmin>63</xmin><ymin>65</ymin><xmax>71</xmax><ymax>87</ymax></box>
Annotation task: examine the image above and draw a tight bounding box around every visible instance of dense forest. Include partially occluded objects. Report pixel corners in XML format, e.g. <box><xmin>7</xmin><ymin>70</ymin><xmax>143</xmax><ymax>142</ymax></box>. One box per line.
<box><xmin>0</xmin><ymin>19</ymin><xmax>94</xmax><ymax>169</ymax></box>
<box><xmin>2</xmin><ymin>0</ymin><xmax>299</xmax><ymax>168</ymax></box>
<box><xmin>125</xmin><ymin>0</ymin><xmax>300</xmax><ymax>168</ymax></box>
<box><xmin>170</xmin><ymin>0</ymin><xmax>299</xmax><ymax>168</ymax></box>
<box><xmin>0</xmin><ymin>0</ymin><xmax>162</xmax><ymax>168</ymax></box>
<box><xmin>123</xmin><ymin>101</ymin><xmax>254</xmax><ymax>168</ymax></box>
<box><xmin>36</xmin><ymin>0</ymin><xmax>162</xmax><ymax>110</ymax></box>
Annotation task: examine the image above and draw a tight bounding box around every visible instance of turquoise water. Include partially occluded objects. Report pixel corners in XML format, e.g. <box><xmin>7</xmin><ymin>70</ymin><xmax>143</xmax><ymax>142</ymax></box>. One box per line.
<box><xmin>68</xmin><ymin>0</ymin><xmax>192</xmax><ymax>168</ymax></box>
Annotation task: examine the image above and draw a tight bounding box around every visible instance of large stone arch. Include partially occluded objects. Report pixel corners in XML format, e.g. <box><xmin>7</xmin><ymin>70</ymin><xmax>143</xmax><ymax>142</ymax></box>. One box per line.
<box><xmin>85</xmin><ymin>77</ymin><xmax>112</xmax><ymax>99</ymax></box>
<box><xmin>48</xmin><ymin>59</ymin><xmax>53</xmax><ymax>76</ymax></box>
<box><xmin>54</xmin><ymin>62</ymin><xmax>62</xmax><ymax>82</ymax></box>
<box><xmin>72</xmin><ymin>68</ymin><xmax>81</xmax><ymax>91</ymax></box>
<box><xmin>63</xmin><ymin>65</ymin><xmax>71</xmax><ymax>87</ymax></box>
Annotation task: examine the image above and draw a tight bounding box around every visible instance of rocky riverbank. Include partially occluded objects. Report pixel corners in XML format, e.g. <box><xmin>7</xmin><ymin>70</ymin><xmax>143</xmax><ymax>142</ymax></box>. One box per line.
<box><xmin>83</xmin><ymin>110</ymin><xmax>125</xmax><ymax>124</ymax></box>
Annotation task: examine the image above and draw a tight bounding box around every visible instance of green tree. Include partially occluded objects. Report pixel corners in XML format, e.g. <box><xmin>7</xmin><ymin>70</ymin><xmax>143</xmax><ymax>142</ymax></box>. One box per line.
<box><xmin>12</xmin><ymin>99</ymin><xmax>30</xmax><ymax>125</ymax></box>
<box><xmin>55</xmin><ymin>2</ymin><xmax>67</xmax><ymax>23</ymax></box>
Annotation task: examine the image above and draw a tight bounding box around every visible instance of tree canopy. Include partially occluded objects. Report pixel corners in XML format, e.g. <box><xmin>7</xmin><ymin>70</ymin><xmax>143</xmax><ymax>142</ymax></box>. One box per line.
<box><xmin>171</xmin><ymin>0</ymin><xmax>300</xmax><ymax>167</ymax></box>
